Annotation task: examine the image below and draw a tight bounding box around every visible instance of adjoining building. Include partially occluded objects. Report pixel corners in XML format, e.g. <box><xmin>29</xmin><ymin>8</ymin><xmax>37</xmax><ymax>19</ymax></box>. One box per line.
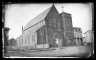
<box><xmin>3</xmin><ymin>27</ymin><xmax>10</xmax><ymax>54</ymax></box>
<box><xmin>16</xmin><ymin>4</ymin><xmax>74</xmax><ymax>49</ymax></box>
<box><xmin>8</xmin><ymin>38</ymin><xmax>17</xmax><ymax>50</ymax></box>
<box><xmin>73</xmin><ymin>27</ymin><xmax>83</xmax><ymax>46</ymax></box>
<box><xmin>83</xmin><ymin>30</ymin><xmax>94</xmax><ymax>54</ymax></box>
<box><xmin>83</xmin><ymin>30</ymin><xmax>94</xmax><ymax>46</ymax></box>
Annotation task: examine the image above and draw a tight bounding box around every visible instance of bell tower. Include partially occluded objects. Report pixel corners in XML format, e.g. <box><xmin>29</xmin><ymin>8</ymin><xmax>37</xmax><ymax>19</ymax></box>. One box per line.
<box><xmin>60</xmin><ymin>7</ymin><xmax>74</xmax><ymax>46</ymax></box>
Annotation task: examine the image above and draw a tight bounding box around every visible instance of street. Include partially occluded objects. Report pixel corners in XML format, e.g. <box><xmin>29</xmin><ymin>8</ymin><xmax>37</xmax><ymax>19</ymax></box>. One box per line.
<box><xmin>5</xmin><ymin>46</ymin><xmax>92</xmax><ymax>57</ymax></box>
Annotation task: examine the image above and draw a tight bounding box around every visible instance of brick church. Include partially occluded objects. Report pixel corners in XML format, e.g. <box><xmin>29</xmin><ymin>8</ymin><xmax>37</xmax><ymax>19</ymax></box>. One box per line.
<box><xmin>16</xmin><ymin>4</ymin><xmax>75</xmax><ymax>49</ymax></box>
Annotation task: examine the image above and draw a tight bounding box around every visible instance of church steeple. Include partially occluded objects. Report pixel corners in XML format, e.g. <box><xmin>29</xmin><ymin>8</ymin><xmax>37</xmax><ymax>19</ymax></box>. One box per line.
<box><xmin>52</xmin><ymin>3</ymin><xmax>55</xmax><ymax>7</ymax></box>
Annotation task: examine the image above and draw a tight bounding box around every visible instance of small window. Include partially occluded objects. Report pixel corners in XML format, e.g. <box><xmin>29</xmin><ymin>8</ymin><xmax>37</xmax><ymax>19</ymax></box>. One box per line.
<box><xmin>69</xmin><ymin>34</ymin><xmax>71</xmax><ymax>38</ymax></box>
<box><xmin>22</xmin><ymin>38</ymin><xmax>23</xmax><ymax>44</ymax></box>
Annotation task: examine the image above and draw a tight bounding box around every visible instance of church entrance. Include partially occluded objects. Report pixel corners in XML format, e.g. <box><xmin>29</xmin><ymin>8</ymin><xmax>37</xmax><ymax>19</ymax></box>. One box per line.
<box><xmin>54</xmin><ymin>34</ymin><xmax>62</xmax><ymax>47</ymax></box>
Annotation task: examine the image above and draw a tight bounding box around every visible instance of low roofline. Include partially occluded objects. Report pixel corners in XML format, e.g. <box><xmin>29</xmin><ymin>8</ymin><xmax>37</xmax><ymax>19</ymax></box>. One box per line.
<box><xmin>4</xmin><ymin>27</ymin><xmax>10</xmax><ymax>30</ymax></box>
<box><xmin>83</xmin><ymin>30</ymin><xmax>93</xmax><ymax>34</ymax></box>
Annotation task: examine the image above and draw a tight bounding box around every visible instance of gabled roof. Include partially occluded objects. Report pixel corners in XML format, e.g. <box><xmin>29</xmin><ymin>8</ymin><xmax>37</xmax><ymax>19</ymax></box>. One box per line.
<box><xmin>24</xmin><ymin>5</ymin><xmax>53</xmax><ymax>30</ymax></box>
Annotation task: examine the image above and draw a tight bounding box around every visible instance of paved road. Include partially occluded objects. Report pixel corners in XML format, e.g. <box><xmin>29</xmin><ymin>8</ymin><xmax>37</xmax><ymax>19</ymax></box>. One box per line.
<box><xmin>5</xmin><ymin>46</ymin><xmax>92</xmax><ymax>57</ymax></box>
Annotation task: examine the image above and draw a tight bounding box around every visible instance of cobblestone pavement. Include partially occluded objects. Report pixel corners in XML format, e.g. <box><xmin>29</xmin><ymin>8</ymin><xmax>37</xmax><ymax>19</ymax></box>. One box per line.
<box><xmin>5</xmin><ymin>46</ymin><xmax>92</xmax><ymax>57</ymax></box>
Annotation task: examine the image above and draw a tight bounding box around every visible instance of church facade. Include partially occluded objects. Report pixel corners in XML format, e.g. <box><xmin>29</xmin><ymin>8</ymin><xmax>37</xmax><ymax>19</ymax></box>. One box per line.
<box><xmin>16</xmin><ymin>4</ymin><xmax>74</xmax><ymax>49</ymax></box>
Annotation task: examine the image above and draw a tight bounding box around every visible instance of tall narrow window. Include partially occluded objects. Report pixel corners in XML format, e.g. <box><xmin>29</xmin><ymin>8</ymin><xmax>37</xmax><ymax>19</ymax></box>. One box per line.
<box><xmin>41</xmin><ymin>21</ymin><xmax>43</xmax><ymax>26</ymax></box>
<box><xmin>42</xmin><ymin>21</ymin><xmax>44</xmax><ymax>25</ymax></box>
<box><xmin>58</xmin><ymin>22</ymin><xmax>61</xmax><ymax>31</ymax></box>
<box><xmin>49</xmin><ymin>20</ymin><xmax>53</xmax><ymax>28</ymax></box>
<box><xmin>32</xmin><ymin>26</ymin><xmax>34</xmax><ymax>30</ymax></box>
<box><xmin>53</xmin><ymin>19</ymin><xmax>56</xmax><ymax>28</ymax></box>
<box><xmin>28</xmin><ymin>35</ymin><xmax>30</xmax><ymax>40</ymax></box>
<box><xmin>22</xmin><ymin>38</ymin><xmax>23</xmax><ymax>45</ymax></box>
<box><xmin>32</xmin><ymin>35</ymin><xmax>33</xmax><ymax>43</ymax></box>
<box><xmin>36</xmin><ymin>24</ymin><xmax>38</xmax><ymax>28</ymax></box>
<box><xmin>33</xmin><ymin>35</ymin><xmax>35</xmax><ymax>42</ymax></box>
<box><xmin>31</xmin><ymin>27</ymin><xmax>33</xmax><ymax>31</ymax></box>
<box><xmin>20</xmin><ymin>38</ymin><xmax>21</xmax><ymax>45</ymax></box>
<box><xmin>38</xmin><ymin>23</ymin><xmax>40</xmax><ymax>27</ymax></box>
<box><xmin>43</xmin><ymin>21</ymin><xmax>45</xmax><ymax>25</ymax></box>
<box><xmin>32</xmin><ymin>35</ymin><xmax>33</xmax><ymax>42</ymax></box>
<box><xmin>34</xmin><ymin>25</ymin><xmax>36</xmax><ymax>30</ymax></box>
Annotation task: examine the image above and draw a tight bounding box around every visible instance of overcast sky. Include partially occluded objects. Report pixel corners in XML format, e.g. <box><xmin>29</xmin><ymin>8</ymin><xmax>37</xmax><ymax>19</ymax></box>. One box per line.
<box><xmin>5</xmin><ymin>3</ymin><xmax>92</xmax><ymax>39</ymax></box>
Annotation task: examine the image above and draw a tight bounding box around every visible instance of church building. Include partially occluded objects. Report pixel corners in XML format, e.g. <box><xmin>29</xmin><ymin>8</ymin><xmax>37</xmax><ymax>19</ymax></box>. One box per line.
<box><xmin>16</xmin><ymin>4</ymin><xmax>74</xmax><ymax>49</ymax></box>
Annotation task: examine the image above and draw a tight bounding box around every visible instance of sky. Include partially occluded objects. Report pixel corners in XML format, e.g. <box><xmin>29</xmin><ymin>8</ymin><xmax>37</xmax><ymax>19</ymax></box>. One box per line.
<box><xmin>5</xmin><ymin>3</ymin><xmax>92</xmax><ymax>39</ymax></box>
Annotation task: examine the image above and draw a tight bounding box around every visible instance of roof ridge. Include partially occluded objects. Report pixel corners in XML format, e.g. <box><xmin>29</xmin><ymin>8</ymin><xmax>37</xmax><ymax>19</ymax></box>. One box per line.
<box><xmin>24</xmin><ymin>5</ymin><xmax>52</xmax><ymax>30</ymax></box>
